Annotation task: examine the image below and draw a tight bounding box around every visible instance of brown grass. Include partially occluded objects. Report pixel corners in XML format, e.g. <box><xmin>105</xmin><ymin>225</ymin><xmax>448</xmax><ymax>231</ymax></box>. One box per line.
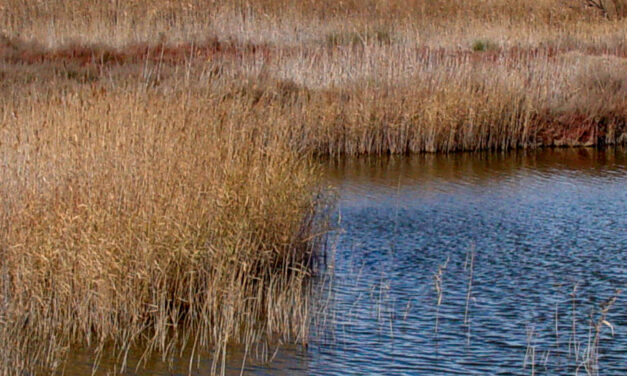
<box><xmin>0</xmin><ymin>75</ymin><xmax>328</xmax><ymax>374</ymax></box>
<box><xmin>0</xmin><ymin>0</ymin><xmax>626</xmax><ymax>375</ymax></box>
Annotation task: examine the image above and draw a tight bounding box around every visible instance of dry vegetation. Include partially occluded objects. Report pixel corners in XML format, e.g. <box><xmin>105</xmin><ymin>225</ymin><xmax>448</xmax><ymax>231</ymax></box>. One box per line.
<box><xmin>0</xmin><ymin>75</ymin><xmax>328</xmax><ymax>374</ymax></box>
<box><xmin>0</xmin><ymin>0</ymin><xmax>626</xmax><ymax>375</ymax></box>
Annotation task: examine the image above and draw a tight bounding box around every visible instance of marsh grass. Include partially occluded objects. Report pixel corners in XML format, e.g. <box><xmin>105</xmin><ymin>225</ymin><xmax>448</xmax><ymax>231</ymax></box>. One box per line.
<box><xmin>0</xmin><ymin>0</ymin><xmax>626</xmax><ymax>374</ymax></box>
<box><xmin>1</xmin><ymin>2</ymin><xmax>626</xmax><ymax>155</ymax></box>
<box><xmin>0</xmin><ymin>76</ymin><xmax>330</xmax><ymax>375</ymax></box>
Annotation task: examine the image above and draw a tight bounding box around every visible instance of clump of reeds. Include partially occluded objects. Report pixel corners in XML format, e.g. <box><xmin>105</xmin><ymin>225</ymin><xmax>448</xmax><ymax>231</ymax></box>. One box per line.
<box><xmin>0</xmin><ymin>75</ymin><xmax>328</xmax><ymax>375</ymax></box>
<box><xmin>577</xmin><ymin>289</ymin><xmax>621</xmax><ymax>375</ymax></box>
<box><xmin>522</xmin><ymin>285</ymin><xmax>621</xmax><ymax>375</ymax></box>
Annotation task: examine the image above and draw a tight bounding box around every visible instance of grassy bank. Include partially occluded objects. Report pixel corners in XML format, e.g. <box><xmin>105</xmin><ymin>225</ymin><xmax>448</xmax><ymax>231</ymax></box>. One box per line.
<box><xmin>2</xmin><ymin>1</ymin><xmax>625</xmax><ymax>155</ymax></box>
<box><xmin>0</xmin><ymin>0</ymin><xmax>625</xmax><ymax>374</ymax></box>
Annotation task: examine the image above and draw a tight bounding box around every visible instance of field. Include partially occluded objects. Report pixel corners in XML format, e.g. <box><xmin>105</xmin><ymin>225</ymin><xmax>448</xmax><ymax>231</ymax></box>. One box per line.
<box><xmin>0</xmin><ymin>1</ymin><xmax>625</xmax><ymax>374</ymax></box>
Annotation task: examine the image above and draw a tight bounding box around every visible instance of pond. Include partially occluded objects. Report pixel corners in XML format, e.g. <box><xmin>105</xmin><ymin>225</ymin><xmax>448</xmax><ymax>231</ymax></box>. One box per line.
<box><xmin>66</xmin><ymin>148</ymin><xmax>626</xmax><ymax>375</ymax></box>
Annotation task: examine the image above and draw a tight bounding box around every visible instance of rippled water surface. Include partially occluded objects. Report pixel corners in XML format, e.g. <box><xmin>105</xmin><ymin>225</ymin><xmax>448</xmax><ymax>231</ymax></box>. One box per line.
<box><xmin>67</xmin><ymin>148</ymin><xmax>626</xmax><ymax>375</ymax></box>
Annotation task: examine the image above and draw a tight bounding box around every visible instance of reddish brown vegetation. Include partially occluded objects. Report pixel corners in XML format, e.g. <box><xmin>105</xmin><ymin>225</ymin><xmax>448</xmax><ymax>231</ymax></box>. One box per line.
<box><xmin>0</xmin><ymin>35</ymin><xmax>276</xmax><ymax>67</ymax></box>
<box><xmin>533</xmin><ymin>111</ymin><xmax>626</xmax><ymax>147</ymax></box>
<box><xmin>3</xmin><ymin>33</ymin><xmax>626</xmax><ymax>71</ymax></box>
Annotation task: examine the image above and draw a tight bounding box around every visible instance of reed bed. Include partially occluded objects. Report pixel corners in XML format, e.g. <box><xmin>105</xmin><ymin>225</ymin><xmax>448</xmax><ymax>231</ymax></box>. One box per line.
<box><xmin>2</xmin><ymin>0</ymin><xmax>624</xmax><ymax>154</ymax></box>
<box><xmin>0</xmin><ymin>0</ymin><xmax>626</xmax><ymax>374</ymax></box>
<box><xmin>0</xmin><ymin>76</ymin><xmax>327</xmax><ymax>374</ymax></box>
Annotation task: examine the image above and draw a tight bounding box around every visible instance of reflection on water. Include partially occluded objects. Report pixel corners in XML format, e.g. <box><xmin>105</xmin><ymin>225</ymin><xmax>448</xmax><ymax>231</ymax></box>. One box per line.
<box><xmin>66</xmin><ymin>344</ymin><xmax>311</xmax><ymax>376</ymax></box>
<box><xmin>66</xmin><ymin>148</ymin><xmax>626</xmax><ymax>375</ymax></box>
<box><xmin>316</xmin><ymin>148</ymin><xmax>626</xmax><ymax>375</ymax></box>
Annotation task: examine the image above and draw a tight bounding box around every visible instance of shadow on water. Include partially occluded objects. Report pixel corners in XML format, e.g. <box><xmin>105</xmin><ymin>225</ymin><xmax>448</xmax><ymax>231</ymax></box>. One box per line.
<box><xmin>64</xmin><ymin>343</ymin><xmax>311</xmax><ymax>376</ymax></box>
<box><xmin>65</xmin><ymin>147</ymin><xmax>627</xmax><ymax>375</ymax></box>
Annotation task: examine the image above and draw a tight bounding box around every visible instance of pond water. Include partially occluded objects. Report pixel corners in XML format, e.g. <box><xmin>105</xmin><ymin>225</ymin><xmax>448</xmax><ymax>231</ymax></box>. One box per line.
<box><xmin>67</xmin><ymin>148</ymin><xmax>626</xmax><ymax>375</ymax></box>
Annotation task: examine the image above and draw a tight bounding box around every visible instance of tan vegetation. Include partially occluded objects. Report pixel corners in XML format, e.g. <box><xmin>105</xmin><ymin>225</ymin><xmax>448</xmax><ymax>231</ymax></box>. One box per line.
<box><xmin>0</xmin><ymin>0</ymin><xmax>625</xmax><ymax>375</ymax></box>
<box><xmin>0</xmin><ymin>67</ymin><xmax>331</xmax><ymax>374</ymax></box>
<box><xmin>2</xmin><ymin>0</ymin><xmax>624</xmax><ymax>154</ymax></box>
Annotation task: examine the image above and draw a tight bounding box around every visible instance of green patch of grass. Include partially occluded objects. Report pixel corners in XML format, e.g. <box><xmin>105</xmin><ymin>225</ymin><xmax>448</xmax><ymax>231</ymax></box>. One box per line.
<box><xmin>326</xmin><ymin>29</ymin><xmax>393</xmax><ymax>47</ymax></box>
<box><xmin>471</xmin><ymin>39</ymin><xmax>499</xmax><ymax>52</ymax></box>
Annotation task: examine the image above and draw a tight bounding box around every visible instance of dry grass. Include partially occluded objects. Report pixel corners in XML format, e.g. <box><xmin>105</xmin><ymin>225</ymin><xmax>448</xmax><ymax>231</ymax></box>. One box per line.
<box><xmin>0</xmin><ymin>0</ymin><xmax>626</xmax><ymax>375</ymax></box>
<box><xmin>2</xmin><ymin>0</ymin><xmax>624</xmax><ymax>154</ymax></box>
<box><xmin>0</xmin><ymin>73</ymin><xmax>328</xmax><ymax>374</ymax></box>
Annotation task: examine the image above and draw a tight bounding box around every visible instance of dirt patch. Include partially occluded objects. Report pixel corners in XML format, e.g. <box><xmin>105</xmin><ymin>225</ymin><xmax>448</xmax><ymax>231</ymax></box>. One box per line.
<box><xmin>533</xmin><ymin>109</ymin><xmax>627</xmax><ymax>146</ymax></box>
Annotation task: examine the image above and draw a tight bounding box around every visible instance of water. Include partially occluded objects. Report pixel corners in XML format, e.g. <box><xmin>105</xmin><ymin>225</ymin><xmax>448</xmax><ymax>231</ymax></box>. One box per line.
<box><xmin>314</xmin><ymin>148</ymin><xmax>626</xmax><ymax>375</ymax></box>
<box><xmin>66</xmin><ymin>148</ymin><xmax>626</xmax><ymax>375</ymax></box>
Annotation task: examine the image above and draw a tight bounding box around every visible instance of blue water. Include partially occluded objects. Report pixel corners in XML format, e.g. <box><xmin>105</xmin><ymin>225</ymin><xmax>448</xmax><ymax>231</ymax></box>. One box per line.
<box><xmin>308</xmin><ymin>149</ymin><xmax>626</xmax><ymax>375</ymax></box>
